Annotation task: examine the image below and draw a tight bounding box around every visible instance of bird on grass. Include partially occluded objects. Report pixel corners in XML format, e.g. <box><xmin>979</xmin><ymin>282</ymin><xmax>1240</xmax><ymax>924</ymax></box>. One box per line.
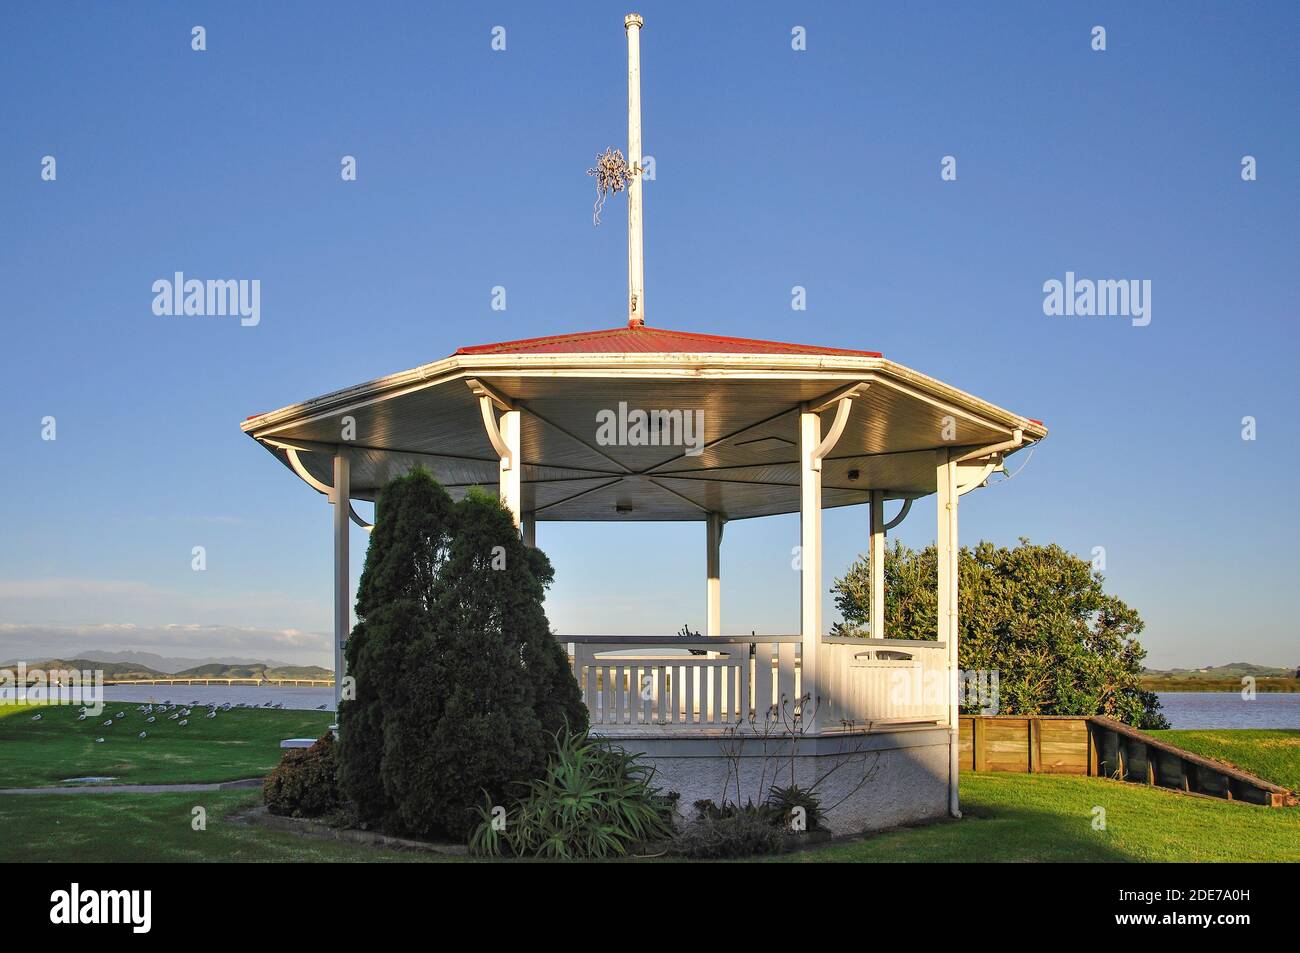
<box><xmin>178</xmin><ymin>719</ymin><xmax>188</xmax><ymax>727</ymax></box>
<box><xmin>138</xmin><ymin>731</ymin><xmax>147</xmax><ymax>739</ymax></box>
<box><xmin>77</xmin><ymin>714</ymin><xmax>86</xmax><ymax>721</ymax></box>
<box><xmin>168</xmin><ymin>713</ymin><xmax>179</xmax><ymax>720</ymax></box>
<box><xmin>205</xmin><ymin>710</ymin><xmax>217</xmax><ymax>719</ymax></box>
<box><xmin>115</xmin><ymin>712</ymin><xmax>125</xmax><ymax>719</ymax></box>
<box><xmin>95</xmin><ymin>737</ymin><xmax>105</xmax><ymax>743</ymax></box>
<box><xmin>146</xmin><ymin>716</ymin><xmax>156</xmax><ymax>723</ymax></box>
<box><xmin>101</xmin><ymin>719</ymin><xmax>113</xmax><ymax>727</ymax></box>
<box><xmin>31</xmin><ymin>713</ymin><xmax>42</xmax><ymax>721</ymax></box>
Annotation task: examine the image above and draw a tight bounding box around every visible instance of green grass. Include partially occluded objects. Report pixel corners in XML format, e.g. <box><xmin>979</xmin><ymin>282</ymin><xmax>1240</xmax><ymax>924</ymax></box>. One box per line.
<box><xmin>3</xmin><ymin>714</ymin><xmax>1295</xmax><ymax>863</ymax></box>
<box><xmin>1150</xmin><ymin>729</ymin><xmax>1300</xmax><ymax>792</ymax></box>
<box><xmin>1141</xmin><ymin>676</ymin><xmax>1299</xmax><ymax>692</ymax></box>
<box><xmin>0</xmin><ymin>790</ymin><xmax>461</xmax><ymax>863</ymax></box>
<box><xmin>777</xmin><ymin>771</ymin><xmax>1300</xmax><ymax>863</ymax></box>
<box><xmin>4</xmin><ymin>773</ymin><xmax>1294</xmax><ymax>863</ymax></box>
<box><xmin>0</xmin><ymin>703</ymin><xmax>334</xmax><ymax>788</ymax></box>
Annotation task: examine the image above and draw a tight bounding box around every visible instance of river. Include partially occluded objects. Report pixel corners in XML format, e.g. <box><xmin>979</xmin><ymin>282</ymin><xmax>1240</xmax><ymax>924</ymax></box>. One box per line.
<box><xmin>1154</xmin><ymin>691</ymin><xmax>1300</xmax><ymax>729</ymax></box>
<box><xmin>97</xmin><ymin>686</ymin><xmax>1300</xmax><ymax>729</ymax></box>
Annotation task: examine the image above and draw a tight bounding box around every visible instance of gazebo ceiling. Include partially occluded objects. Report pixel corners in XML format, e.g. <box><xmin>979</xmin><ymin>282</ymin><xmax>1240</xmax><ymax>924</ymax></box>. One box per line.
<box><xmin>242</xmin><ymin>325</ymin><xmax>1047</xmax><ymax>521</ymax></box>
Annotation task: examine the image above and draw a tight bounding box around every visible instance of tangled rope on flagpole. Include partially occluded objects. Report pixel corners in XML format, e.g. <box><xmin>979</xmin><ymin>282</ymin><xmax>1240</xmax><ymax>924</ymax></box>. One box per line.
<box><xmin>587</xmin><ymin>147</ymin><xmax>637</xmax><ymax>226</ymax></box>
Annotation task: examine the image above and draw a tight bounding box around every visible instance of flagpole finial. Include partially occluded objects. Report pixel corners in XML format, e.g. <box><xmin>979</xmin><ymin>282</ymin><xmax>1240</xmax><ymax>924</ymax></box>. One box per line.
<box><xmin>625</xmin><ymin>12</ymin><xmax>644</xmax><ymax>30</ymax></box>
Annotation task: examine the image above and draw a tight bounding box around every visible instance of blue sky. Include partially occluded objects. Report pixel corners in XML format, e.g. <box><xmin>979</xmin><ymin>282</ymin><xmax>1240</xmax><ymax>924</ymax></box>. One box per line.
<box><xmin>1</xmin><ymin>1</ymin><xmax>1296</xmax><ymax>668</ymax></box>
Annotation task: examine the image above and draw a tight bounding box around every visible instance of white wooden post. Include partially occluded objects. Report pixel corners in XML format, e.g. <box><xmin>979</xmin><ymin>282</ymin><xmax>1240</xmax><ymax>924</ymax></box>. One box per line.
<box><xmin>799</xmin><ymin>409</ymin><xmax>823</xmax><ymax>728</ymax></box>
<box><xmin>499</xmin><ymin>409</ymin><xmax>521</xmax><ymax>528</ymax></box>
<box><xmin>625</xmin><ymin>13</ymin><xmax>646</xmax><ymax>327</ymax></box>
<box><xmin>870</xmin><ymin>488</ymin><xmax>885</xmax><ymax>639</ymax></box>
<box><xmin>936</xmin><ymin>449</ymin><xmax>961</xmax><ymax>817</ymax></box>
<box><xmin>521</xmin><ymin>511</ymin><xmax>536</xmax><ymax>548</ymax></box>
<box><xmin>706</xmin><ymin>512</ymin><xmax>722</xmax><ymax>636</ymax></box>
<box><xmin>331</xmin><ymin>449</ymin><xmax>351</xmax><ymax>713</ymax></box>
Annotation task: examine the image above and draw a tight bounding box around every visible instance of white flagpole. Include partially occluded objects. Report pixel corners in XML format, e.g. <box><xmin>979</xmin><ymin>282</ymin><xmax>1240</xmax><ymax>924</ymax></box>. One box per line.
<box><xmin>625</xmin><ymin>13</ymin><xmax>645</xmax><ymax>328</ymax></box>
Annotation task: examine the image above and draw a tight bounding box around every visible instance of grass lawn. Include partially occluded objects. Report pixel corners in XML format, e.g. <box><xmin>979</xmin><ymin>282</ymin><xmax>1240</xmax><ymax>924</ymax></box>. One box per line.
<box><xmin>0</xmin><ymin>703</ymin><xmax>334</xmax><ymax>788</ymax></box>
<box><xmin>0</xmin><ymin>790</ymin><xmax>461</xmax><ymax>863</ymax></box>
<box><xmin>3</xmin><ymin>772</ymin><xmax>1295</xmax><ymax>864</ymax></box>
<box><xmin>774</xmin><ymin>772</ymin><xmax>1300</xmax><ymax>863</ymax></box>
<box><xmin>1150</xmin><ymin>729</ymin><xmax>1300</xmax><ymax>792</ymax></box>
<box><xmin>3</xmin><ymin>715</ymin><xmax>1295</xmax><ymax>862</ymax></box>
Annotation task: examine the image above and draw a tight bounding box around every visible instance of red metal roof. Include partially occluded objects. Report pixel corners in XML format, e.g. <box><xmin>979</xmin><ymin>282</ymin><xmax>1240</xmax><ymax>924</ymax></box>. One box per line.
<box><xmin>455</xmin><ymin>325</ymin><xmax>882</xmax><ymax>357</ymax></box>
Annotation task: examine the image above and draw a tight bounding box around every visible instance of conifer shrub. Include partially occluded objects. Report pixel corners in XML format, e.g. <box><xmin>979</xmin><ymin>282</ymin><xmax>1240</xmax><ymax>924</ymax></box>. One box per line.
<box><xmin>336</xmin><ymin>470</ymin><xmax>588</xmax><ymax>840</ymax></box>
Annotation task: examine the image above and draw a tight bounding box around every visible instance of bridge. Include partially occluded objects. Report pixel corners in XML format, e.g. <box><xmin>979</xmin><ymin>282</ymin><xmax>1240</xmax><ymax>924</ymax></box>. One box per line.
<box><xmin>100</xmin><ymin>677</ymin><xmax>333</xmax><ymax>687</ymax></box>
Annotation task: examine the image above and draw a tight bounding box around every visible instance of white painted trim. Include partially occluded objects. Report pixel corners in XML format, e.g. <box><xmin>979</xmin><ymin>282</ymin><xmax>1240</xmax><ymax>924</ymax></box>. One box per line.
<box><xmin>477</xmin><ymin>396</ymin><xmax>514</xmax><ymax>469</ymax></box>
<box><xmin>870</xmin><ymin>490</ymin><xmax>885</xmax><ymax>639</ymax></box>
<box><xmin>284</xmin><ymin>447</ymin><xmax>333</xmax><ymax>495</ymax></box>
<box><xmin>332</xmin><ymin>450</ymin><xmax>351</xmax><ymax>711</ymax></box>
<box><xmin>882</xmin><ymin>497</ymin><xmax>913</xmax><ymax>531</ymax></box>
<box><xmin>706</xmin><ymin>512</ymin><xmax>722</xmax><ymax>636</ymax></box>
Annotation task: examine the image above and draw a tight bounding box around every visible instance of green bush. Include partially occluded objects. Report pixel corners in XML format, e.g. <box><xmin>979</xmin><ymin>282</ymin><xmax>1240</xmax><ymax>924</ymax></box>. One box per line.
<box><xmin>767</xmin><ymin>784</ymin><xmax>825</xmax><ymax>831</ymax></box>
<box><xmin>337</xmin><ymin>470</ymin><xmax>588</xmax><ymax>841</ymax></box>
<box><xmin>832</xmin><ymin>538</ymin><xmax>1167</xmax><ymax>729</ymax></box>
<box><xmin>469</xmin><ymin>730</ymin><xmax>674</xmax><ymax>859</ymax></box>
<box><xmin>672</xmin><ymin>809</ymin><xmax>786</xmax><ymax>859</ymax></box>
<box><xmin>263</xmin><ymin>733</ymin><xmax>340</xmax><ymax>818</ymax></box>
<box><xmin>338</xmin><ymin>468</ymin><xmax>455</xmax><ymax>831</ymax></box>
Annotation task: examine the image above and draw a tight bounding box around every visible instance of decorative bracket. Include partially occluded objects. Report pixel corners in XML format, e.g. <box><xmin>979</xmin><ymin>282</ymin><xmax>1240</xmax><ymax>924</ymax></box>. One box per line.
<box><xmin>806</xmin><ymin>383</ymin><xmax>869</xmax><ymax>471</ymax></box>
<box><xmin>466</xmin><ymin>379</ymin><xmax>516</xmax><ymax>470</ymax></box>
<box><xmin>883</xmin><ymin>498</ymin><xmax>913</xmax><ymax>531</ymax></box>
<box><xmin>348</xmin><ymin>504</ymin><xmax>373</xmax><ymax>532</ymax></box>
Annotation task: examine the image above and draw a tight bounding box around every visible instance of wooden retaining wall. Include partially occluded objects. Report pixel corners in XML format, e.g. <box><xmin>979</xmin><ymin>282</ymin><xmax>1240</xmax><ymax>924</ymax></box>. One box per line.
<box><xmin>959</xmin><ymin>714</ymin><xmax>1291</xmax><ymax>808</ymax></box>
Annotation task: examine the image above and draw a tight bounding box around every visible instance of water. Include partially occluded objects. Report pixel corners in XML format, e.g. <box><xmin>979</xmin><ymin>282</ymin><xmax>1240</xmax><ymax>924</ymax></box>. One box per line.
<box><xmin>102</xmin><ymin>684</ymin><xmax>334</xmax><ymax>712</ymax></box>
<box><xmin>95</xmin><ymin>687</ymin><xmax>1297</xmax><ymax>727</ymax></box>
<box><xmin>1157</xmin><ymin>692</ymin><xmax>1300</xmax><ymax>730</ymax></box>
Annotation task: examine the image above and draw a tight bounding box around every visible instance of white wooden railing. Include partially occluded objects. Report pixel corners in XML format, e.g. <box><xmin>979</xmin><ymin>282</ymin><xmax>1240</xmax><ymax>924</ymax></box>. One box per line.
<box><xmin>820</xmin><ymin>636</ymin><xmax>948</xmax><ymax>727</ymax></box>
<box><xmin>561</xmin><ymin>636</ymin><xmax>801</xmax><ymax>729</ymax></box>
<box><xmin>559</xmin><ymin>635</ymin><xmax>948</xmax><ymax>733</ymax></box>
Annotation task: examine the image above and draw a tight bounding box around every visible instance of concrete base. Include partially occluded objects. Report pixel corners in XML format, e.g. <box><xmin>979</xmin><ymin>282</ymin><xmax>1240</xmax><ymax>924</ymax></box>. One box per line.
<box><xmin>592</xmin><ymin>724</ymin><xmax>951</xmax><ymax>835</ymax></box>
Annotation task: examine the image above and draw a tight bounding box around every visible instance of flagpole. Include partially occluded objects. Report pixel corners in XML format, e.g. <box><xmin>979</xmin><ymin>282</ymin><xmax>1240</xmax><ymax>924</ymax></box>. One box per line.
<box><xmin>625</xmin><ymin>13</ymin><xmax>645</xmax><ymax>328</ymax></box>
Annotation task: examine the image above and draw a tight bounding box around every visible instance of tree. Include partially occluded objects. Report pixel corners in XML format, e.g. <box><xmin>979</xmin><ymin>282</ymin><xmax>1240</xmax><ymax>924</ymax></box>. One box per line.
<box><xmin>337</xmin><ymin>472</ymin><xmax>588</xmax><ymax>840</ymax></box>
<box><xmin>337</xmin><ymin>467</ymin><xmax>455</xmax><ymax>830</ymax></box>
<box><xmin>831</xmin><ymin>538</ymin><xmax>1167</xmax><ymax>729</ymax></box>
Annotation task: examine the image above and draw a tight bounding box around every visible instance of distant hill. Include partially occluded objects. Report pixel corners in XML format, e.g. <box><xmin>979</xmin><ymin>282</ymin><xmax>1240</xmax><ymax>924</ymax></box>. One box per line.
<box><xmin>173</xmin><ymin>662</ymin><xmax>333</xmax><ymax>680</ymax></box>
<box><xmin>4</xmin><ymin>657</ymin><xmax>330</xmax><ymax>682</ymax></box>
<box><xmin>72</xmin><ymin>649</ymin><xmax>296</xmax><ymax>674</ymax></box>
<box><xmin>5</xmin><ymin>658</ymin><xmax>167</xmax><ymax>680</ymax></box>
<box><xmin>1143</xmin><ymin>662</ymin><xmax>1297</xmax><ymax>679</ymax></box>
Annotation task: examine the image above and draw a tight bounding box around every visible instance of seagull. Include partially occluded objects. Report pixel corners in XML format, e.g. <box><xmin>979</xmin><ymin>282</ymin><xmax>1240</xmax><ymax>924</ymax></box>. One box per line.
<box><xmin>77</xmin><ymin>714</ymin><xmax>86</xmax><ymax>721</ymax></box>
<box><xmin>146</xmin><ymin>716</ymin><xmax>156</xmax><ymax>723</ymax></box>
<box><xmin>181</xmin><ymin>708</ymin><xmax>191</xmax><ymax>716</ymax></box>
<box><xmin>95</xmin><ymin>737</ymin><xmax>105</xmax><ymax>743</ymax></box>
<box><xmin>316</xmin><ymin>704</ymin><xmax>327</xmax><ymax>710</ymax></box>
<box><xmin>138</xmin><ymin>731</ymin><xmax>147</xmax><ymax>739</ymax></box>
<box><xmin>115</xmin><ymin>712</ymin><xmax>125</xmax><ymax>719</ymax></box>
<box><xmin>205</xmin><ymin>711</ymin><xmax>217</xmax><ymax>719</ymax></box>
<box><xmin>31</xmin><ymin>713</ymin><xmax>42</xmax><ymax>721</ymax></box>
<box><xmin>102</xmin><ymin>719</ymin><xmax>113</xmax><ymax>727</ymax></box>
<box><xmin>178</xmin><ymin>719</ymin><xmax>188</xmax><ymax>727</ymax></box>
<box><xmin>169</xmin><ymin>713</ymin><xmax>179</xmax><ymax>720</ymax></box>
